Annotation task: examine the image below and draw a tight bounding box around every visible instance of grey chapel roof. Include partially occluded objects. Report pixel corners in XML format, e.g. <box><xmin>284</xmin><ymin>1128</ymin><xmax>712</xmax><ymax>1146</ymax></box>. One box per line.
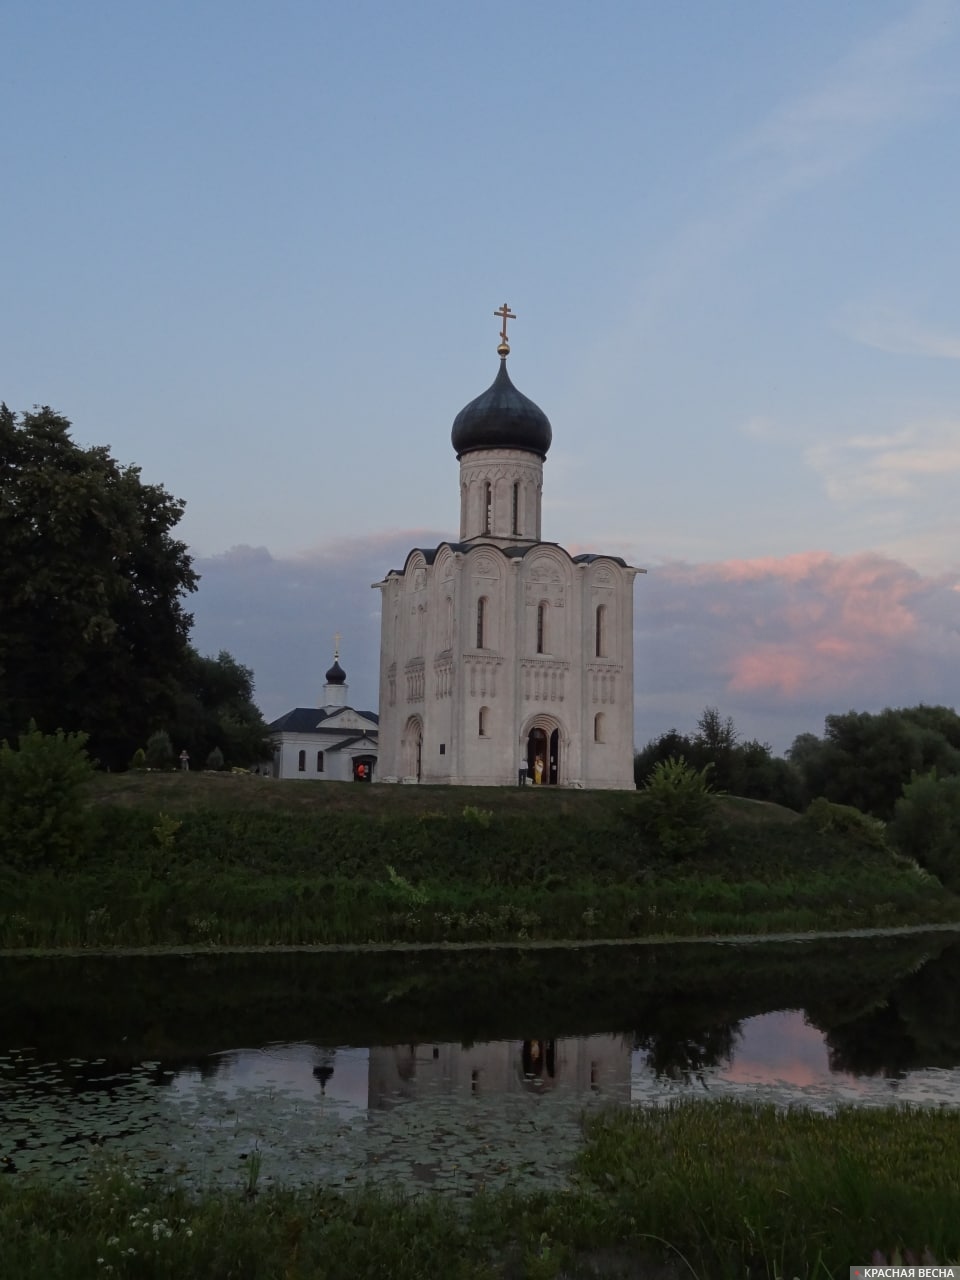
<box><xmin>451</xmin><ymin>358</ymin><xmax>552</xmax><ymax>460</ymax></box>
<box><xmin>268</xmin><ymin>707</ymin><xmax>380</xmax><ymax>733</ymax></box>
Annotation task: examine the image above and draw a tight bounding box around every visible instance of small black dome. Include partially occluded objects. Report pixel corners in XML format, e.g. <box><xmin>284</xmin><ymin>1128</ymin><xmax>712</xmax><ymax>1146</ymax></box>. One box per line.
<box><xmin>451</xmin><ymin>359</ymin><xmax>552</xmax><ymax>460</ymax></box>
<box><xmin>325</xmin><ymin>659</ymin><xmax>346</xmax><ymax>685</ymax></box>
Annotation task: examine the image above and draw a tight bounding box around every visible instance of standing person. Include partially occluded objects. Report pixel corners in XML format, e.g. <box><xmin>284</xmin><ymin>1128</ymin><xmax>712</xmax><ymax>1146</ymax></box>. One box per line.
<box><xmin>533</xmin><ymin>754</ymin><xmax>544</xmax><ymax>785</ymax></box>
<box><xmin>179</xmin><ymin>749</ymin><xmax>190</xmax><ymax>771</ymax></box>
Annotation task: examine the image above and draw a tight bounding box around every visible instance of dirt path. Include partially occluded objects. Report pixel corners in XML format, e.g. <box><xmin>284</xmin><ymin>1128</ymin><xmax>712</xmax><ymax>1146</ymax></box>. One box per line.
<box><xmin>3</xmin><ymin>920</ymin><xmax>959</xmax><ymax>958</ymax></box>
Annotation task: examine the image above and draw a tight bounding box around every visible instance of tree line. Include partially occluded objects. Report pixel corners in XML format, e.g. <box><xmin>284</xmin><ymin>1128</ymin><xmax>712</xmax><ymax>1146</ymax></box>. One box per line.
<box><xmin>636</xmin><ymin>704</ymin><xmax>960</xmax><ymax>815</ymax></box>
<box><xmin>636</xmin><ymin>703</ymin><xmax>960</xmax><ymax>887</ymax></box>
<box><xmin>1</xmin><ymin>404</ymin><xmax>270</xmax><ymax>770</ymax></box>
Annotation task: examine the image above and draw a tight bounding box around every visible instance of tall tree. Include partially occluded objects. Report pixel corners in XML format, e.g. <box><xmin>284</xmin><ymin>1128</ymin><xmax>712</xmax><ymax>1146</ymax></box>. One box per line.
<box><xmin>634</xmin><ymin>709</ymin><xmax>803</xmax><ymax>810</ymax></box>
<box><xmin>788</xmin><ymin>706</ymin><xmax>960</xmax><ymax>819</ymax></box>
<box><xmin>168</xmin><ymin>648</ymin><xmax>271</xmax><ymax>768</ymax></box>
<box><xmin>0</xmin><ymin>404</ymin><xmax>198</xmax><ymax>767</ymax></box>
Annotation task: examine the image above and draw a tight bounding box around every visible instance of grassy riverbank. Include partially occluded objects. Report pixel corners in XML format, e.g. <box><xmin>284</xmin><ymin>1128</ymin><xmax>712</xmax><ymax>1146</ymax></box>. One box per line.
<box><xmin>2</xmin><ymin>775</ymin><xmax>958</xmax><ymax>949</ymax></box>
<box><xmin>2</xmin><ymin>1101</ymin><xmax>958</xmax><ymax>1279</ymax></box>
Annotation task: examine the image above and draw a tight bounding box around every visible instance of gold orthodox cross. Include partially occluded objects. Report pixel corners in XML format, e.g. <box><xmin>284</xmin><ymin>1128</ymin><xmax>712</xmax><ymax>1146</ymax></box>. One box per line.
<box><xmin>494</xmin><ymin>303</ymin><xmax>516</xmax><ymax>345</ymax></box>
<box><xmin>334</xmin><ymin>632</ymin><xmax>341</xmax><ymax>659</ymax></box>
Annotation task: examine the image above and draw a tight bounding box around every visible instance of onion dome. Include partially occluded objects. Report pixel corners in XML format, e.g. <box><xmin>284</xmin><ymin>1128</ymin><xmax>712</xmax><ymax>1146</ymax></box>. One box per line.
<box><xmin>324</xmin><ymin>658</ymin><xmax>346</xmax><ymax>685</ymax></box>
<box><xmin>451</xmin><ymin>358</ymin><xmax>552</xmax><ymax>460</ymax></box>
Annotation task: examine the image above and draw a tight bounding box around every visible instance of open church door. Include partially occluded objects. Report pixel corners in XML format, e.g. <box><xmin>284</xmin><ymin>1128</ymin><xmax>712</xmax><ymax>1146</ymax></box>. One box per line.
<box><xmin>527</xmin><ymin>726</ymin><xmax>559</xmax><ymax>785</ymax></box>
<box><xmin>353</xmin><ymin>755</ymin><xmax>375</xmax><ymax>782</ymax></box>
<box><xmin>527</xmin><ymin>728</ymin><xmax>547</xmax><ymax>784</ymax></box>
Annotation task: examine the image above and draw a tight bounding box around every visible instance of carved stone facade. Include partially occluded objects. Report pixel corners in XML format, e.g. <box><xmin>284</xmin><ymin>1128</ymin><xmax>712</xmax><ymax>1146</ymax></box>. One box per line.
<box><xmin>373</xmin><ymin>351</ymin><xmax>641</xmax><ymax>789</ymax></box>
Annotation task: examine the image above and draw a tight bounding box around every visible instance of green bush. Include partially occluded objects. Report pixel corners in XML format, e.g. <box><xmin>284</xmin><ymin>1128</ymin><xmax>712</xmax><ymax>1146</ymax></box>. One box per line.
<box><xmin>636</xmin><ymin>756</ymin><xmax>718</xmax><ymax>858</ymax></box>
<box><xmin>0</xmin><ymin>723</ymin><xmax>94</xmax><ymax>869</ymax></box>
<box><xmin>461</xmin><ymin>804</ymin><xmax>493</xmax><ymax>827</ymax></box>
<box><xmin>802</xmin><ymin>797</ymin><xmax>888</xmax><ymax>851</ymax></box>
<box><xmin>889</xmin><ymin>770</ymin><xmax>960</xmax><ymax>888</ymax></box>
<box><xmin>129</xmin><ymin>746</ymin><xmax>147</xmax><ymax>771</ymax></box>
<box><xmin>205</xmin><ymin>746</ymin><xmax>225</xmax><ymax>771</ymax></box>
<box><xmin>145</xmin><ymin>729</ymin><xmax>174</xmax><ymax>770</ymax></box>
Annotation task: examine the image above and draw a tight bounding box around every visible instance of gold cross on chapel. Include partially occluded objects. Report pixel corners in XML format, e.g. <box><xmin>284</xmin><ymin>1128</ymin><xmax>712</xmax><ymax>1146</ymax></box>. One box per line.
<box><xmin>494</xmin><ymin>303</ymin><xmax>515</xmax><ymax>345</ymax></box>
<box><xmin>333</xmin><ymin>632</ymin><xmax>341</xmax><ymax>659</ymax></box>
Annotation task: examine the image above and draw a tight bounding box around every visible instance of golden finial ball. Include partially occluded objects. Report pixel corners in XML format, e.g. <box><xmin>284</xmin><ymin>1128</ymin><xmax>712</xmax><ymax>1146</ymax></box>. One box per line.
<box><xmin>497</xmin><ymin>340</ymin><xmax>510</xmax><ymax>357</ymax></box>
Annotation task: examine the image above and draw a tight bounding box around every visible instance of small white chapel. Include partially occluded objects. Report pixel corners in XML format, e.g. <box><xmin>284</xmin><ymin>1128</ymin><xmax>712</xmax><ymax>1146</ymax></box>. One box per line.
<box><xmin>373</xmin><ymin>306</ymin><xmax>642</xmax><ymax>788</ymax></box>
<box><xmin>268</xmin><ymin>648</ymin><xmax>379</xmax><ymax>781</ymax></box>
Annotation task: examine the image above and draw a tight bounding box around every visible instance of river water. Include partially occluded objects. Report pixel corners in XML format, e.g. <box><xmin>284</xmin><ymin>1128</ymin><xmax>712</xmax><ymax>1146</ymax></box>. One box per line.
<box><xmin>3</xmin><ymin>931</ymin><xmax>959</xmax><ymax>1192</ymax></box>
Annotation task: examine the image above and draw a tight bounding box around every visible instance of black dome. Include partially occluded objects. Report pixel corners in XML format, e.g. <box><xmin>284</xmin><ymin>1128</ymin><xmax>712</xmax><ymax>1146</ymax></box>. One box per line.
<box><xmin>451</xmin><ymin>359</ymin><xmax>552</xmax><ymax>460</ymax></box>
<box><xmin>325</xmin><ymin>659</ymin><xmax>346</xmax><ymax>685</ymax></box>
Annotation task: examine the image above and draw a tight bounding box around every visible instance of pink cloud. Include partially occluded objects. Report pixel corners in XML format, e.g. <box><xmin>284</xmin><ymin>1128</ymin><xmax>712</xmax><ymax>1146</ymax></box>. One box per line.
<box><xmin>638</xmin><ymin>550</ymin><xmax>959</xmax><ymax>747</ymax></box>
<box><xmin>728</xmin><ymin>648</ymin><xmax>813</xmax><ymax>697</ymax></box>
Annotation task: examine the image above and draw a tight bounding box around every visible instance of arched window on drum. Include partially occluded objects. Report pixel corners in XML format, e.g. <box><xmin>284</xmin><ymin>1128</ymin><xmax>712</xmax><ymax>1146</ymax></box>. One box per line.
<box><xmin>595</xmin><ymin>604</ymin><xmax>607</xmax><ymax>658</ymax></box>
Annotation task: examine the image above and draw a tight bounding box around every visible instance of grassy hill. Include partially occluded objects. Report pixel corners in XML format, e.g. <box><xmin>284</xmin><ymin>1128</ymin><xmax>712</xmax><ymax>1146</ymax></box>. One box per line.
<box><xmin>1</xmin><ymin>773</ymin><xmax>955</xmax><ymax>951</ymax></box>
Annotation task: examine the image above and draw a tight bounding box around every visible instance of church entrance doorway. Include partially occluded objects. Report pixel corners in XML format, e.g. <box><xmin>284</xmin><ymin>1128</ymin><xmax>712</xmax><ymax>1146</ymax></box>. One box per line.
<box><xmin>401</xmin><ymin>717</ymin><xmax>423</xmax><ymax>782</ymax></box>
<box><xmin>352</xmin><ymin>755</ymin><xmax>375</xmax><ymax>783</ymax></box>
<box><xmin>526</xmin><ymin>722</ymin><xmax>560</xmax><ymax>785</ymax></box>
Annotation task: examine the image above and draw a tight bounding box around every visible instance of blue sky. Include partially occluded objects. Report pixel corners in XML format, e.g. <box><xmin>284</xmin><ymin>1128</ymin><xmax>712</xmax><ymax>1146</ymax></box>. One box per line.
<box><xmin>3</xmin><ymin>1</ymin><xmax>958</xmax><ymax>753</ymax></box>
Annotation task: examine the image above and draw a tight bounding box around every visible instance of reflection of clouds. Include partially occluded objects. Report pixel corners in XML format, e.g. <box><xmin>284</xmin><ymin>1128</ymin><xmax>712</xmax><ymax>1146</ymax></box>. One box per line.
<box><xmin>630</xmin><ymin>1009</ymin><xmax>960</xmax><ymax>1110</ymax></box>
<box><xmin>717</xmin><ymin>1010</ymin><xmax>862</xmax><ymax>1089</ymax></box>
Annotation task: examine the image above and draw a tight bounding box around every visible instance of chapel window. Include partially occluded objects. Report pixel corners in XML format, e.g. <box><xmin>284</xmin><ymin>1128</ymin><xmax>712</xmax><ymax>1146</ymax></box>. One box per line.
<box><xmin>483</xmin><ymin>481</ymin><xmax>492</xmax><ymax>535</ymax></box>
<box><xmin>316</xmin><ymin>751</ymin><xmax>324</xmax><ymax>773</ymax></box>
<box><xmin>298</xmin><ymin>749</ymin><xmax>306</xmax><ymax>772</ymax></box>
<box><xmin>476</xmin><ymin>596</ymin><xmax>486</xmax><ymax>649</ymax></box>
<box><xmin>595</xmin><ymin>605</ymin><xmax>607</xmax><ymax>658</ymax></box>
<box><xmin>536</xmin><ymin>602</ymin><xmax>546</xmax><ymax>654</ymax></box>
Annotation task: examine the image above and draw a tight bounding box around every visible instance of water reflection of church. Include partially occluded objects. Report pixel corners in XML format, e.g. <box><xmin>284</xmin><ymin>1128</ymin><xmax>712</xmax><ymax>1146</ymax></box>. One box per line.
<box><xmin>367</xmin><ymin>1035</ymin><xmax>633</xmax><ymax>1106</ymax></box>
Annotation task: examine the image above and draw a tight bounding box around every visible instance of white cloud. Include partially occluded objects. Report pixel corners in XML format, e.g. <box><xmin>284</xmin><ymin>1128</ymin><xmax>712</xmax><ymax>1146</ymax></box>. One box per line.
<box><xmin>839</xmin><ymin>305</ymin><xmax>960</xmax><ymax>359</ymax></box>
<box><xmin>805</xmin><ymin>418</ymin><xmax>960</xmax><ymax>501</ymax></box>
<box><xmin>737</xmin><ymin>0</ymin><xmax>957</xmax><ymax>188</ymax></box>
<box><xmin>738</xmin><ymin>416</ymin><xmax>781</xmax><ymax>441</ymax></box>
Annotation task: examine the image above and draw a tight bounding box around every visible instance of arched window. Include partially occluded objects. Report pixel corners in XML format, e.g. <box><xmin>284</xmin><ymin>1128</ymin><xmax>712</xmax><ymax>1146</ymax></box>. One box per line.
<box><xmin>476</xmin><ymin>596</ymin><xmax>486</xmax><ymax>649</ymax></box>
<box><xmin>297</xmin><ymin>749</ymin><xmax>306</xmax><ymax>772</ymax></box>
<box><xmin>595</xmin><ymin>604</ymin><xmax>607</xmax><ymax>658</ymax></box>
<box><xmin>479</xmin><ymin>706</ymin><xmax>489</xmax><ymax>736</ymax></box>
<box><xmin>594</xmin><ymin>713</ymin><xmax>605</xmax><ymax>743</ymax></box>
<box><xmin>483</xmin><ymin>481</ymin><xmax>492</xmax><ymax>534</ymax></box>
<box><xmin>512</xmin><ymin>482</ymin><xmax>520</xmax><ymax>536</ymax></box>
<box><xmin>536</xmin><ymin>602</ymin><xmax>546</xmax><ymax>654</ymax></box>
<box><xmin>316</xmin><ymin>751</ymin><xmax>324</xmax><ymax>773</ymax></box>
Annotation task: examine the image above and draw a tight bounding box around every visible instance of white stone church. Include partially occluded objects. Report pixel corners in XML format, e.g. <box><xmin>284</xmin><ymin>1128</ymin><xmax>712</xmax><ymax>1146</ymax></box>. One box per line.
<box><xmin>374</xmin><ymin>309</ymin><xmax>641</xmax><ymax>789</ymax></box>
